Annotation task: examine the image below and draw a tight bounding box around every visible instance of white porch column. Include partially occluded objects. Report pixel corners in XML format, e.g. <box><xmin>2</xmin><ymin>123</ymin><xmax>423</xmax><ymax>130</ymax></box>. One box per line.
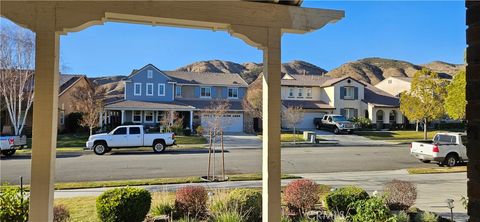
<box><xmin>189</xmin><ymin>110</ymin><xmax>193</xmax><ymax>131</ymax></box>
<box><xmin>99</xmin><ymin>112</ymin><xmax>103</xmax><ymax>127</ymax></box>
<box><xmin>121</xmin><ymin>110</ymin><xmax>125</xmax><ymax>124</ymax></box>
<box><xmin>29</xmin><ymin>7</ymin><xmax>59</xmax><ymax>221</ymax></box>
<box><xmin>262</xmin><ymin>27</ymin><xmax>282</xmax><ymax>222</ymax></box>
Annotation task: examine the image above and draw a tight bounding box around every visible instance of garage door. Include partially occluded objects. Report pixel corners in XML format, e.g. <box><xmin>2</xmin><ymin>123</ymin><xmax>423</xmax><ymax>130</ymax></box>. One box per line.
<box><xmin>201</xmin><ymin>113</ymin><xmax>244</xmax><ymax>132</ymax></box>
<box><xmin>297</xmin><ymin>112</ymin><xmax>326</xmax><ymax>129</ymax></box>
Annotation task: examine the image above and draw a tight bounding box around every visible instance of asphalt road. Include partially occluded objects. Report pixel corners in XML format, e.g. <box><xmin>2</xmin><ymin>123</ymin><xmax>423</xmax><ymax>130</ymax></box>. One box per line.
<box><xmin>0</xmin><ymin>145</ymin><xmax>427</xmax><ymax>184</ymax></box>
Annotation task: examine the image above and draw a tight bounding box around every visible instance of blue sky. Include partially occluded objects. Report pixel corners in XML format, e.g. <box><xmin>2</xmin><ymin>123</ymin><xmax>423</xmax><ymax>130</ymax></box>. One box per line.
<box><xmin>2</xmin><ymin>1</ymin><xmax>466</xmax><ymax>77</ymax></box>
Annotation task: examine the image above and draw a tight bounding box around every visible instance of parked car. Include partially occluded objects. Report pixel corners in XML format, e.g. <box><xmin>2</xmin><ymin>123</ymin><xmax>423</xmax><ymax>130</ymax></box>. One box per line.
<box><xmin>0</xmin><ymin>135</ymin><xmax>27</xmax><ymax>157</ymax></box>
<box><xmin>410</xmin><ymin>132</ymin><xmax>467</xmax><ymax>167</ymax></box>
<box><xmin>315</xmin><ymin>114</ymin><xmax>355</xmax><ymax>134</ymax></box>
<box><xmin>86</xmin><ymin>125</ymin><xmax>176</xmax><ymax>155</ymax></box>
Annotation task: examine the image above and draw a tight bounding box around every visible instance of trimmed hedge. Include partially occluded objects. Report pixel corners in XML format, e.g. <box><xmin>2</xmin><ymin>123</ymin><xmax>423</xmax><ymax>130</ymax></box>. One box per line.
<box><xmin>96</xmin><ymin>187</ymin><xmax>151</xmax><ymax>222</ymax></box>
<box><xmin>227</xmin><ymin>189</ymin><xmax>262</xmax><ymax>222</ymax></box>
<box><xmin>325</xmin><ymin>186</ymin><xmax>368</xmax><ymax>214</ymax></box>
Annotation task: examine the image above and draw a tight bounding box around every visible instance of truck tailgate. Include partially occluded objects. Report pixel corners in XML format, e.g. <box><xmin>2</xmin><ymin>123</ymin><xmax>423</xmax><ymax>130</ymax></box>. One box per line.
<box><xmin>411</xmin><ymin>142</ymin><xmax>435</xmax><ymax>157</ymax></box>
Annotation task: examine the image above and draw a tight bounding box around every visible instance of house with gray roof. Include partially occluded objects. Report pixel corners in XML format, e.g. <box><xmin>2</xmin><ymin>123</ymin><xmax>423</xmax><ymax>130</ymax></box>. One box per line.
<box><xmin>280</xmin><ymin>74</ymin><xmax>404</xmax><ymax>129</ymax></box>
<box><xmin>103</xmin><ymin>64</ymin><xmax>248</xmax><ymax>132</ymax></box>
<box><xmin>374</xmin><ymin>76</ymin><xmax>413</xmax><ymax>97</ymax></box>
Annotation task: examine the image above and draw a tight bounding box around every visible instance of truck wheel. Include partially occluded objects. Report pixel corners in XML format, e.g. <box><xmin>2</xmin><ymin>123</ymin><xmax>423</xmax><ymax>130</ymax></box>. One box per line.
<box><xmin>93</xmin><ymin>142</ymin><xmax>108</xmax><ymax>155</ymax></box>
<box><xmin>422</xmin><ymin>160</ymin><xmax>431</xmax><ymax>163</ymax></box>
<box><xmin>153</xmin><ymin>141</ymin><xmax>166</xmax><ymax>153</ymax></box>
<box><xmin>334</xmin><ymin>127</ymin><xmax>340</xmax><ymax>134</ymax></box>
<box><xmin>444</xmin><ymin>154</ymin><xmax>458</xmax><ymax>167</ymax></box>
<box><xmin>1</xmin><ymin>149</ymin><xmax>16</xmax><ymax>157</ymax></box>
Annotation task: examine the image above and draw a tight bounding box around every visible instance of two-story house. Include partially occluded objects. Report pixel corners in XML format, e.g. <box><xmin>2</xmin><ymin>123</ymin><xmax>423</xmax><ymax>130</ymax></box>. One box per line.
<box><xmin>374</xmin><ymin>76</ymin><xmax>412</xmax><ymax>97</ymax></box>
<box><xmin>103</xmin><ymin>64</ymin><xmax>248</xmax><ymax>132</ymax></box>
<box><xmin>280</xmin><ymin>74</ymin><xmax>404</xmax><ymax>129</ymax></box>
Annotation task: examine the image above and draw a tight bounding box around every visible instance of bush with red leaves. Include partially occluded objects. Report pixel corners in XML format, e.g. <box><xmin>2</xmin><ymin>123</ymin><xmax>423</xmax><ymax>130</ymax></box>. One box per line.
<box><xmin>283</xmin><ymin>179</ymin><xmax>319</xmax><ymax>216</ymax></box>
<box><xmin>383</xmin><ymin>179</ymin><xmax>417</xmax><ymax>211</ymax></box>
<box><xmin>174</xmin><ymin>186</ymin><xmax>208</xmax><ymax>219</ymax></box>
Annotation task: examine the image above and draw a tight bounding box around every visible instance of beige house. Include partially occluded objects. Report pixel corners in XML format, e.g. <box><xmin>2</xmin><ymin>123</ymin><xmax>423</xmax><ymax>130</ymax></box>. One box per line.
<box><xmin>1</xmin><ymin>74</ymin><xmax>90</xmax><ymax>135</ymax></box>
<box><xmin>280</xmin><ymin>74</ymin><xmax>404</xmax><ymax>129</ymax></box>
<box><xmin>374</xmin><ymin>76</ymin><xmax>412</xmax><ymax>97</ymax></box>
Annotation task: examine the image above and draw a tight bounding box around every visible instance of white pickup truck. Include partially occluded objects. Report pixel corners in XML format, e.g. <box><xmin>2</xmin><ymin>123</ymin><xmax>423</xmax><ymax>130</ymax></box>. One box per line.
<box><xmin>86</xmin><ymin>125</ymin><xmax>176</xmax><ymax>155</ymax></box>
<box><xmin>410</xmin><ymin>132</ymin><xmax>467</xmax><ymax>167</ymax></box>
<box><xmin>0</xmin><ymin>135</ymin><xmax>27</xmax><ymax>157</ymax></box>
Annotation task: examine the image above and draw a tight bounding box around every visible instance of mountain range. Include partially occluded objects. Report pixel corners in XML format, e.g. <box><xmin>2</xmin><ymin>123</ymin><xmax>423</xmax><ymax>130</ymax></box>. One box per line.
<box><xmin>90</xmin><ymin>57</ymin><xmax>465</xmax><ymax>101</ymax></box>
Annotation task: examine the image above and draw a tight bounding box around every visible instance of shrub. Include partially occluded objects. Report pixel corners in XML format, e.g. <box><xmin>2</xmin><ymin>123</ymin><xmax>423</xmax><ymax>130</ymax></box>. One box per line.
<box><xmin>53</xmin><ymin>204</ymin><xmax>71</xmax><ymax>222</ymax></box>
<box><xmin>414</xmin><ymin>211</ymin><xmax>438</xmax><ymax>222</ymax></box>
<box><xmin>210</xmin><ymin>207</ymin><xmax>246</xmax><ymax>222</ymax></box>
<box><xmin>350</xmin><ymin>117</ymin><xmax>372</xmax><ymax>129</ymax></box>
<box><xmin>283</xmin><ymin>179</ymin><xmax>319</xmax><ymax>216</ymax></box>
<box><xmin>175</xmin><ymin>186</ymin><xmax>208</xmax><ymax>219</ymax></box>
<box><xmin>392</xmin><ymin>211</ymin><xmax>410</xmax><ymax>222</ymax></box>
<box><xmin>349</xmin><ymin>197</ymin><xmax>394</xmax><ymax>222</ymax></box>
<box><xmin>0</xmin><ymin>185</ymin><xmax>29</xmax><ymax>222</ymax></box>
<box><xmin>151</xmin><ymin>202</ymin><xmax>174</xmax><ymax>216</ymax></box>
<box><xmin>325</xmin><ymin>186</ymin><xmax>368</xmax><ymax>215</ymax></box>
<box><xmin>196</xmin><ymin>125</ymin><xmax>205</xmax><ymax>136</ymax></box>
<box><xmin>96</xmin><ymin>187</ymin><xmax>151</xmax><ymax>222</ymax></box>
<box><xmin>227</xmin><ymin>189</ymin><xmax>262</xmax><ymax>222</ymax></box>
<box><xmin>383</xmin><ymin>179</ymin><xmax>417</xmax><ymax>211</ymax></box>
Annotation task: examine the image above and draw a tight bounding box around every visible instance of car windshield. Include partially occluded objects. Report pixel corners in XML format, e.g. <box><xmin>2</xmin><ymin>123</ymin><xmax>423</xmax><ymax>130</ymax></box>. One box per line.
<box><xmin>332</xmin><ymin>116</ymin><xmax>347</xmax><ymax>121</ymax></box>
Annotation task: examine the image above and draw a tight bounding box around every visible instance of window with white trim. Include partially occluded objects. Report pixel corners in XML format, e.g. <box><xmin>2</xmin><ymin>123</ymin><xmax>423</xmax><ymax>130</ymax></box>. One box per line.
<box><xmin>306</xmin><ymin>87</ymin><xmax>312</xmax><ymax>98</ymax></box>
<box><xmin>297</xmin><ymin>88</ymin><xmax>303</xmax><ymax>98</ymax></box>
<box><xmin>144</xmin><ymin>111</ymin><xmax>154</xmax><ymax>123</ymax></box>
<box><xmin>158</xmin><ymin>83</ymin><xmax>165</xmax><ymax>96</ymax></box>
<box><xmin>175</xmin><ymin>86</ymin><xmax>182</xmax><ymax>97</ymax></box>
<box><xmin>133</xmin><ymin>111</ymin><xmax>142</xmax><ymax>122</ymax></box>
<box><xmin>146</xmin><ymin>83</ymin><xmax>154</xmax><ymax>96</ymax></box>
<box><xmin>200</xmin><ymin>87</ymin><xmax>211</xmax><ymax>98</ymax></box>
<box><xmin>157</xmin><ymin>111</ymin><xmax>165</xmax><ymax>122</ymax></box>
<box><xmin>147</xmin><ymin>70</ymin><xmax>153</xmax><ymax>78</ymax></box>
<box><xmin>134</xmin><ymin>83</ymin><xmax>142</xmax><ymax>96</ymax></box>
<box><xmin>288</xmin><ymin>88</ymin><xmax>294</xmax><ymax>98</ymax></box>
<box><xmin>228</xmin><ymin>87</ymin><xmax>238</xmax><ymax>98</ymax></box>
<box><xmin>59</xmin><ymin>111</ymin><xmax>65</xmax><ymax>125</ymax></box>
<box><xmin>345</xmin><ymin>87</ymin><xmax>355</xmax><ymax>99</ymax></box>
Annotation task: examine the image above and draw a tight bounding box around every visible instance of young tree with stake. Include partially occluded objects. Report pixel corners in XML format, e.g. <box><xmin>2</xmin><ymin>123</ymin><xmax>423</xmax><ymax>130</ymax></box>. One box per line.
<box><xmin>282</xmin><ymin>106</ymin><xmax>304</xmax><ymax>144</ymax></box>
<box><xmin>71</xmin><ymin>83</ymin><xmax>107</xmax><ymax>136</ymax></box>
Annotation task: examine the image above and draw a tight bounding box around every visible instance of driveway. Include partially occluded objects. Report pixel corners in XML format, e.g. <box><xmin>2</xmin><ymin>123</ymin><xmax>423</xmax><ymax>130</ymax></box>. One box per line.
<box><xmin>315</xmin><ymin>130</ymin><xmax>396</xmax><ymax>146</ymax></box>
<box><xmin>210</xmin><ymin>133</ymin><xmax>262</xmax><ymax>149</ymax></box>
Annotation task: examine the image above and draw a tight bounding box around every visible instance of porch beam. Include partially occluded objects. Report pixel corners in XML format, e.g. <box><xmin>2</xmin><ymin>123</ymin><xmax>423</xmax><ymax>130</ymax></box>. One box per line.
<box><xmin>262</xmin><ymin>27</ymin><xmax>282</xmax><ymax>222</ymax></box>
<box><xmin>29</xmin><ymin>5</ymin><xmax>59</xmax><ymax>222</ymax></box>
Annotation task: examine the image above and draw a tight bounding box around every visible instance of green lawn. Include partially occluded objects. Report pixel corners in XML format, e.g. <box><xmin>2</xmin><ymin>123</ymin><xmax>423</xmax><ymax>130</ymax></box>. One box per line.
<box><xmin>5</xmin><ymin>173</ymin><xmax>299</xmax><ymax>191</ymax></box>
<box><xmin>355</xmin><ymin>130</ymin><xmax>445</xmax><ymax>142</ymax></box>
<box><xmin>174</xmin><ymin>135</ymin><xmax>207</xmax><ymax>145</ymax></box>
<box><xmin>281</xmin><ymin>133</ymin><xmax>306</xmax><ymax>142</ymax></box>
<box><xmin>407</xmin><ymin>166</ymin><xmax>467</xmax><ymax>174</ymax></box>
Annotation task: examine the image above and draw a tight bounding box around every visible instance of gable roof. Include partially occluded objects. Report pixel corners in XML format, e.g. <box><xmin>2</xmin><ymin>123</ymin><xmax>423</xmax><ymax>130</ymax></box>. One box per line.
<box><xmin>128</xmin><ymin>64</ymin><xmax>172</xmax><ymax>81</ymax></box>
<box><xmin>362</xmin><ymin>81</ymin><xmax>400</xmax><ymax>108</ymax></box>
<box><xmin>59</xmin><ymin>74</ymin><xmax>87</xmax><ymax>95</ymax></box>
<box><xmin>281</xmin><ymin>74</ymin><xmax>332</xmax><ymax>86</ymax></box>
<box><xmin>164</xmin><ymin>71</ymin><xmax>248</xmax><ymax>86</ymax></box>
<box><xmin>320</xmin><ymin>76</ymin><xmax>367</xmax><ymax>87</ymax></box>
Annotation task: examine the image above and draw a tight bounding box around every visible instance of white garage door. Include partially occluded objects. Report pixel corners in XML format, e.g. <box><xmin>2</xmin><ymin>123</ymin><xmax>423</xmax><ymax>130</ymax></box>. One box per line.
<box><xmin>297</xmin><ymin>112</ymin><xmax>326</xmax><ymax>129</ymax></box>
<box><xmin>201</xmin><ymin>113</ymin><xmax>244</xmax><ymax>132</ymax></box>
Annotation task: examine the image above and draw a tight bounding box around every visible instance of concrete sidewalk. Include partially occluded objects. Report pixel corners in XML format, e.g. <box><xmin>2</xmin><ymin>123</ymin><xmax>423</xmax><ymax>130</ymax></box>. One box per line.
<box><xmin>54</xmin><ymin>170</ymin><xmax>468</xmax><ymax>221</ymax></box>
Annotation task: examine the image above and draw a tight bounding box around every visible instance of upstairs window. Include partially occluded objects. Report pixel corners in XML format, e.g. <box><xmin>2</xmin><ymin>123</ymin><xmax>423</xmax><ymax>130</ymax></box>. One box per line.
<box><xmin>147</xmin><ymin>70</ymin><xmax>153</xmax><ymax>78</ymax></box>
<box><xmin>288</xmin><ymin>88</ymin><xmax>294</xmax><ymax>98</ymax></box>
<box><xmin>297</xmin><ymin>88</ymin><xmax>303</xmax><ymax>98</ymax></box>
<box><xmin>228</xmin><ymin>87</ymin><xmax>238</xmax><ymax>98</ymax></box>
<box><xmin>200</xmin><ymin>87</ymin><xmax>211</xmax><ymax>98</ymax></box>
<box><xmin>134</xmin><ymin>83</ymin><xmax>142</xmax><ymax>96</ymax></box>
<box><xmin>158</xmin><ymin>84</ymin><xmax>165</xmax><ymax>96</ymax></box>
<box><xmin>146</xmin><ymin>83</ymin><xmax>154</xmax><ymax>96</ymax></box>
<box><xmin>306</xmin><ymin>88</ymin><xmax>312</xmax><ymax>98</ymax></box>
<box><xmin>175</xmin><ymin>85</ymin><xmax>182</xmax><ymax>97</ymax></box>
<box><xmin>345</xmin><ymin>87</ymin><xmax>355</xmax><ymax>99</ymax></box>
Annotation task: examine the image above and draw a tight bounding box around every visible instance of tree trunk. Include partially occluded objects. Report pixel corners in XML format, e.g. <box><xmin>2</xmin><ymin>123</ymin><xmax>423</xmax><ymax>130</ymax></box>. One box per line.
<box><xmin>415</xmin><ymin>121</ymin><xmax>419</xmax><ymax>132</ymax></box>
<box><xmin>423</xmin><ymin>119</ymin><xmax>428</xmax><ymax>140</ymax></box>
<box><xmin>89</xmin><ymin>127</ymin><xmax>93</xmax><ymax>136</ymax></box>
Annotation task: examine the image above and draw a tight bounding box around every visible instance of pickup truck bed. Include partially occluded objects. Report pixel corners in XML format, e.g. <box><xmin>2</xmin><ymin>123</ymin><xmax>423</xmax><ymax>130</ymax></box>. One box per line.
<box><xmin>410</xmin><ymin>132</ymin><xmax>467</xmax><ymax>167</ymax></box>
